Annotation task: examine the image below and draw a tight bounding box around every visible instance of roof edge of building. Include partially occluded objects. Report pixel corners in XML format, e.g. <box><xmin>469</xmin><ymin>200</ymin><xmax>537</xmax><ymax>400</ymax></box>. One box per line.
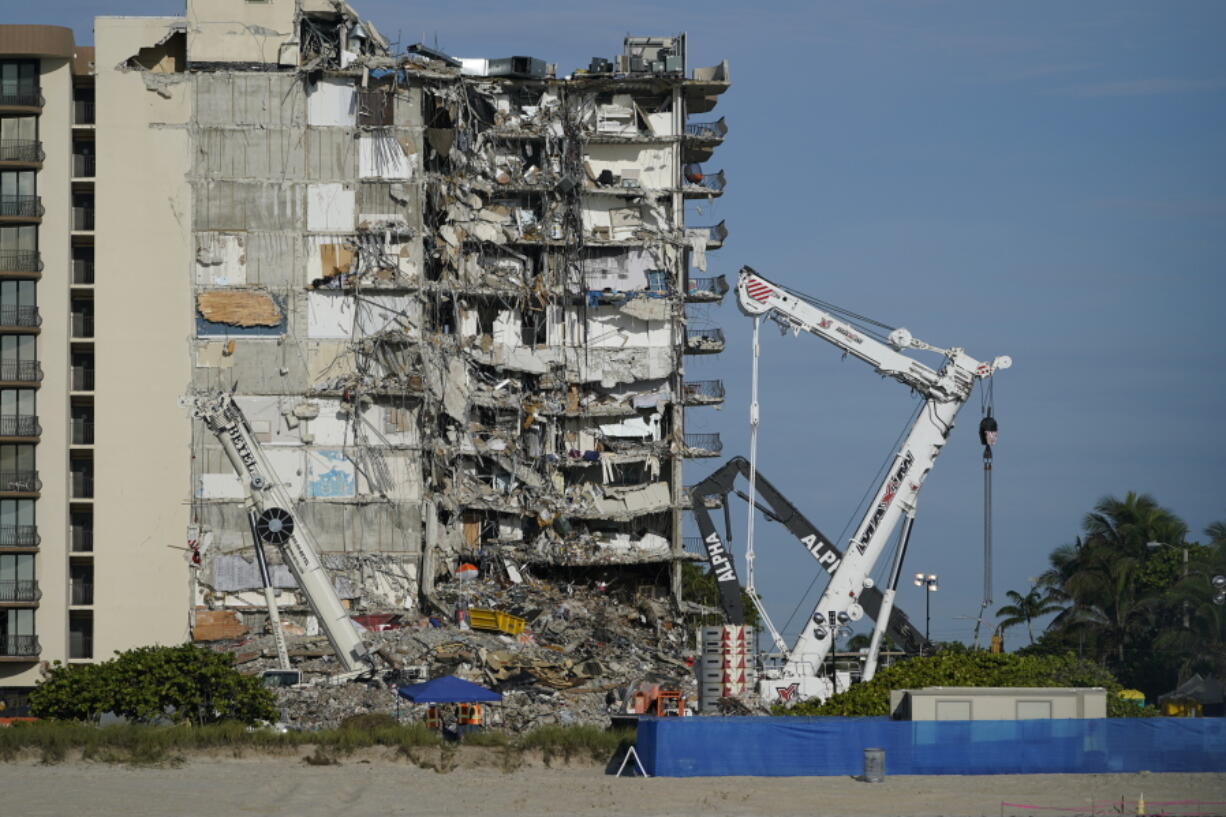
<box><xmin>0</xmin><ymin>25</ymin><xmax>76</xmax><ymax>60</ymax></box>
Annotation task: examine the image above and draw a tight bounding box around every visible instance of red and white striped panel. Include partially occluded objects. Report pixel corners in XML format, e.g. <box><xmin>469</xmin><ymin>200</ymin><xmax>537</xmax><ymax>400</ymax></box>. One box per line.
<box><xmin>743</xmin><ymin>278</ymin><xmax>773</xmax><ymax>303</ymax></box>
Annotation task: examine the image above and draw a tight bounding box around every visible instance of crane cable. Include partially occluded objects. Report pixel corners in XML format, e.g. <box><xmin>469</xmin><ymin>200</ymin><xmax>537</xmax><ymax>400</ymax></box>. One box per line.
<box><xmin>973</xmin><ymin>379</ymin><xmax>998</xmax><ymax>648</ymax></box>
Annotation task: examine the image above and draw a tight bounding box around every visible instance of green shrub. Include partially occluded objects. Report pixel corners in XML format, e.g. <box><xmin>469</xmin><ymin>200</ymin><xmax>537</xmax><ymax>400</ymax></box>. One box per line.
<box><xmin>779</xmin><ymin>651</ymin><xmax>1127</xmax><ymax>716</ymax></box>
<box><xmin>30</xmin><ymin>645</ymin><xmax>276</xmax><ymax>725</ymax></box>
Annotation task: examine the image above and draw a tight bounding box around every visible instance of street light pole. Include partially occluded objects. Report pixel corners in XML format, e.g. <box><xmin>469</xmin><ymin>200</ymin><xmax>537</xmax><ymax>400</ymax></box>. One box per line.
<box><xmin>915</xmin><ymin>572</ymin><xmax>939</xmax><ymax>651</ymax></box>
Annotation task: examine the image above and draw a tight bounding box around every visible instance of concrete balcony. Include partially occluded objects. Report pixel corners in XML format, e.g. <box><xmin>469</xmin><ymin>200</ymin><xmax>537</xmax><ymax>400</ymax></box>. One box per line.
<box><xmin>72</xmin><ymin>153</ymin><xmax>95</xmax><ymax>178</ymax></box>
<box><xmin>682</xmin><ymin>379</ymin><xmax>725</xmax><ymax>406</ymax></box>
<box><xmin>0</xmin><ymin>415</ymin><xmax>40</xmax><ymax>440</ymax></box>
<box><xmin>0</xmin><ymin>634</ymin><xmax>39</xmax><ymax>660</ymax></box>
<box><xmin>0</xmin><ymin>524</ymin><xmax>39</xmax><ymax>549</ymax></box>
<box><xmin>684</xmin><ymin>327</ymin><xmax>725</xmax><ymax>354</ymax></box>
<box><xmin>0</xmin><ymin>90</ymin><xmax>44</xmax><ymax>113</ymax></box>
<box><xmin>71</xmin><ymin>419</ymin><xmax>93</xmax><ymax>445</ymax></box>
<box><xmin>0</xmin><ymin>139</ymin><xmax>44</xmax><ymax>167</ymax></box>
<box><xmin>684</xmin><ymin>274</ymin><xmax>728</xmax><ymax>303</ymax></box>
<box><xmin>0</xmin><ymin>250</ymin><xmax>41</xmax><ymax>276</ymax></box>
<box><xmin>72</xmin><ymin>259</ymin><xmax>94</xmax><ymax>284</ymax></box>
<box><xmin>682</xmin><ymin>168</ymin><xmax>726</xmax><ymax>198</ymax></box>
<box><xmin>0</xmin><ymin>360</ymin><xmax>42</xmax><ymax>386</ymax></box>
<box><xmin>0</xmin><ymin>470</ymin><xmax>40</xmax><ymax>495</ymax></box>
<box><xmin>0</xmin><ymin>579</ymin><xmax>40</xmax><ymax>605</ymax></box>
<box><xmin>73</xmin><ymin>100</ymin><xmax>95</xmax><ymax>126</ymax></box>
<box><xmin>0</xmin><ymin>195</ymin><xmax>43</xmax><ymax>223</ymax></box>
<box><xmin>72</xmin><ymin>205</ymin><xmax>94</xmax><ymax>231</ymax></box>
<box><xmin>687</xmin><ymin>220</ymin><xmax>727</xmax><ymax>249</ymax></box>
<box><xmin>0</xmin><ymin>305</ymin><xmax>40</xmax><ymax>333</ymax></box>
<box><xmin>682</xmin><ymin>432</ymin><xmax>723</xmax><ymax>458</ymax></box>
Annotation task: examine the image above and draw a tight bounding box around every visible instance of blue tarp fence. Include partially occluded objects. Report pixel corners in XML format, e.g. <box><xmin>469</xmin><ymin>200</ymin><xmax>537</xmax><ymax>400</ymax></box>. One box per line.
<box><xmin>636</xmin><ymin>716</ymin><xmax>1226</xmax><ymax>777</ymax></box>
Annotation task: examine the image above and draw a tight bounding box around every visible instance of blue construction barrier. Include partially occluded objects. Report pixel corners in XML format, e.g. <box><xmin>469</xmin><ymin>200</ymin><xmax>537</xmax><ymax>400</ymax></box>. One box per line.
<box><xmin>635</xmin><ymin>716</ymin><xmax>1226</xmax><ymax>777</ymax></box>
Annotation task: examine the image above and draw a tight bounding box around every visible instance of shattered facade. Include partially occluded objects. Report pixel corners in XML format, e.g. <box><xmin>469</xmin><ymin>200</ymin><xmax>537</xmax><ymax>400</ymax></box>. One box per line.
<box><xmin>88</xmin><ymin>0</ymin><xmax>732</xmax><ymax>641</ymax></box>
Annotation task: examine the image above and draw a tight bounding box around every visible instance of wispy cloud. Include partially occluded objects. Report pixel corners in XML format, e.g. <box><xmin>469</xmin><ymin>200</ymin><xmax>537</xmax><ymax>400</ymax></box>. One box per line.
<box><xmin>1058</xmin><ymin>77</ymin><xmax>1226</xmax><ymax>97</ymax></box>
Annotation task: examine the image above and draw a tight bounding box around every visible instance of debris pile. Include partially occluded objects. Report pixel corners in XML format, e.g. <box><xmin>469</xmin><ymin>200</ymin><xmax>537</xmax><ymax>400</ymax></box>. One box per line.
<box><xmin>213</xmin><ymin>571</ymin><xmax>700</xmax><ymax>731</ymax></box>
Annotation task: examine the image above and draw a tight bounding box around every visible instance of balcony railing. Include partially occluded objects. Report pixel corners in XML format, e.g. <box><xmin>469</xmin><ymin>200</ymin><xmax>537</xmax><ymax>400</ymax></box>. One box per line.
<box><xmin>684</xmin><ymin>117</ymin><xmax>728</xmax><ymax>140</ymax></box>
<box><xmin>71</xmin><ymin>581</ymin><xmax>94</xmax><ymax>606</ymax></box>
<box><xmin>689</xmin><ymin>220</ymin><xmax>728</xmax><ymax>247</ymax></box>
<box><xmin>71</xmin><ymin>313</ymin><xmax>93</xmax><ymax>338</ymax></box>
<box><xmin>684</xmin><ymin>327</ymin><xmax>725</xmax><ymax>353</ymax></box>
<box><xmin>682</xmin><ymin>379</ymin><xmax>725</xmax><ymax>403</ymax></box>
<box><xmin>71</xmin><ymin>420</ymin><xmax>94</xmax><ymax>444</ymax></box>
<box><xmin>71</xmin><ymin>526</ymin><xmax>93</xmax><ymax>552</ymax></box>
<box><xmin>0</xmin><ymin>305</ymin><xmax>40</xmax><ymax>328</ymax></box>
<box><xmin>683</xmin><ymin>536</ymin><xmax>704</xmax><ymax>553</ymax></box>
<box><xmin>0</xmin><ymin>140</ymin><xmax>44</xmax><ymax>163</ymax></box>
<box><xmin>683</xmin><ymin>432</ymin><xmax>723</xmax><ymax>455</ymax></box>
<box><xmin>0</xmin><ymin>90</ymin><xmax>43</xmax><ymax>108</ymax></box>
<box><xmin>71</xmin><ymin>366</ymin><xmax>94</xmax><ymax>391</ymax></box>
<box><xmin>685</xmin><ymin>274</ymin><xmax>729</xmax><ymax>301</ymax></box>
<box><xmin>72</xmin><ymin>471</ymin><xmax>93</xmax><ymax>499</ymax></box>
<box><xmin>69</xmin><ymin>631</ymin><xmax>92</xmax><ymax>660</ymax></box>
<box><xmin>0</xmin><ymin>471</ymin><xmax>40</xmax><ymax>493</ymax></box>
<box><xmin>0</xmin><ymin>416</ymin><xmax>40</xmax><ymax>437</ymax></box>
<box><xmin>0</xmin><ymin>634</ymin><xmax>39</xmax><ymax>657</ymax></box>
<box><xmin>0</xmin><ymin>196</ymin><xmax>44</xmax><ymax>219</ymax></box>
<box><xmin>0</xmin><ymin>360</ymin><xmax>42</xmax><ymax>383</ymax></box>
<box><xmin>685</xmin><ymin>169</ymin><xmax>726</xmax><ymax>194</ymax></box>
<box><xmin>0</xmin><ymin>579</ymin><xmax>40</xmax><ymax>603</ymax></box>
<box><xmin>73</xmin><ymin>259</ymin><xmax>94</xmax><ymax>284</ymax></box>
<box><xmin>72</xmin><ymin>154</ymin><xmax>96</xmax><ymax>178</ymax></box>
<box><xmin>72</xmin><ymin>206</ymin><xmax>94</xmax><ymax>231</ymax></box>
<box><xmin>0</xmin><ymin>250</ymin><xmax>42</xmax><ymax>273</ymax></box>
<box><xmin>0</xmin><ymin>525</ymin><xmax>39</xmax><ymax>547</ymax></box>
<box><xmin>74</xmin><ymin>100</ymin><xmax>96</xmax><ymax>125</ymax></box>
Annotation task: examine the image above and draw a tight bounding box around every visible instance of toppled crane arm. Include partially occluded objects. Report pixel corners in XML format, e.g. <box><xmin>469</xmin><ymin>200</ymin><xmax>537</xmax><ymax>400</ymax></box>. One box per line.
<box><xmin>189</xmin><ymin>392</ymin><xmax>375</xmax><ymax>674</ymax></box>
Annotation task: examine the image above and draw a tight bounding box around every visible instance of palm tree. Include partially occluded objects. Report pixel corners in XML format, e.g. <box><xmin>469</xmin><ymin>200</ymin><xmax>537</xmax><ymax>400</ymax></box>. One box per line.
<box><xmin>1041</xmin><ymin>493</ymin><xmax>1188</xmax><ymax>669</ymax></box>
<box><xmin>1157</xmin><ymin>520</ymin><xmax>1226</xmax><ymax>679</ymax></box>
<box><xmin>996</xmin><ymin>587</ymin><xmax>1064</xmax><ymax>645</ymax></box>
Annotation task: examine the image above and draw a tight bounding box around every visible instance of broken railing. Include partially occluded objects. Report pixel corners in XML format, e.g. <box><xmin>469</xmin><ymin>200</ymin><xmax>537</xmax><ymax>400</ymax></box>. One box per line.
<box><xmin>685</xmin><ymin>275</ymin><xmax>728</xmax><ymax>301</ymax></box>
<box><xmin>689</xmin><ymin>220</ymin><xmax>728</xmax><ymax>247</ymax></box>
<box><xmin>686</xmin><ymin>169</ymin><xmax>725</xmax><ymax>194</ymax></box>
<box><xmin>684</xmin><ymin>117</ymin><xmax>727</xmax><ymax>140</ymax></box>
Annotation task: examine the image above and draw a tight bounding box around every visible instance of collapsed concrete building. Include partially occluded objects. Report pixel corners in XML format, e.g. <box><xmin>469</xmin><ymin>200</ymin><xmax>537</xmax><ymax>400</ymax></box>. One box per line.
<box><xmin>41</xmin><ymin>0</ymin><xmax>733</xmax><ymax>660</ymax></box>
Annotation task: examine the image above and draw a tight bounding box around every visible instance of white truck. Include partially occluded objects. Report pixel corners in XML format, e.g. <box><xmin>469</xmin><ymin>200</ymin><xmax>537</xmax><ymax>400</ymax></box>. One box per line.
<box><xmin>735</xmin><ymin>267</ymin><xmax>1010</xmax><ymax>703</ymax></box>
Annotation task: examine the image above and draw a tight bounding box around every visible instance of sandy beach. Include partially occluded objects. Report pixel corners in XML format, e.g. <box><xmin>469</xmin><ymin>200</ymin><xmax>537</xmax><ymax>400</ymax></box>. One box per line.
<box><xmin>1</xmin><ymin>751</ymin><xmax>1222</xmax><ymax>817</ymax></box>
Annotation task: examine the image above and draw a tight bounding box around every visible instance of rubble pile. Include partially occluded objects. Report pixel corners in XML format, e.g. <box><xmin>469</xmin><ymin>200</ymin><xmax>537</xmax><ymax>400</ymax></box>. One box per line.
<box><xmin>215</xmin><ymin>572</ymin><xmax>699</xmax><ymax>731</ymax></box>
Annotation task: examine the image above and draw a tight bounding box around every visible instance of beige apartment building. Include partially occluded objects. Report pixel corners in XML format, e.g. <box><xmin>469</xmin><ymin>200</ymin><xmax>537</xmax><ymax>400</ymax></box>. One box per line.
<box><xmin>0</xmin><ymin>1</ymin><xmax>728</xmax><ymax>714</ymax></box>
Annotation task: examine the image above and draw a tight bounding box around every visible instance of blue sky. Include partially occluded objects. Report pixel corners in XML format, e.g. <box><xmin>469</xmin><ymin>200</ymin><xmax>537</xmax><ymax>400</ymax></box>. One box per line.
<box><xmin>32</xmin><ymin>1</ymin><xmax>1226</xmax><ymax>647</ymax></box>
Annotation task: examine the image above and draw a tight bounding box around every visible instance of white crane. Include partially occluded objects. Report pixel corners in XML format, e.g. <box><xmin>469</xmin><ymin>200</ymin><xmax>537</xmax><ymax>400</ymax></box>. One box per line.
<box><xmin>189</xmin><ymin>392</ymin><xmax>376</xmax><ymax>676</ymax></box>
<box><xmin>736</xmin><ymin>267</ymin><xmax>1010</xmax><ymax>703</ymax></box>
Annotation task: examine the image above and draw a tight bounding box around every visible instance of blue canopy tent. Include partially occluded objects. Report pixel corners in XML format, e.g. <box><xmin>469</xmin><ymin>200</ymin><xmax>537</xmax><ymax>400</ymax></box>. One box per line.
<box><xmin>398</xmin><ymin>675</ymin><xmax>502</xmax><ymax>704</ymax></box>
<box><xmin>398</xmin><ymin>676</ymin><xmax>501</xmax><ymax>737</ymax></box>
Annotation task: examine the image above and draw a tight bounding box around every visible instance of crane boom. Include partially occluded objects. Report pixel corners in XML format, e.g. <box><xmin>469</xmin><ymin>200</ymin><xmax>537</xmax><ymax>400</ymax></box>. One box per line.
<box><xmin>189</xmin><ymin>392</ymin><xmax>374</xmax><ymax>674</ymax></box>
<box><xmin>736</xmin><ymin>267</ymin><xmax>1010</xmax><ymax>702</ymax></box>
